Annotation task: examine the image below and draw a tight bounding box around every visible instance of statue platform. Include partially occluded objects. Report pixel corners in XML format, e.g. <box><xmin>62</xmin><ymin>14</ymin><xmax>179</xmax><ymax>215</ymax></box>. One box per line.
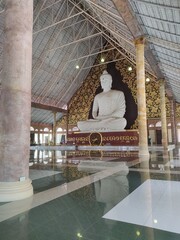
<box><xmin>67</xmin><ymin>130</ymin><xmax>139</xmax><ymax>146</ymax></box>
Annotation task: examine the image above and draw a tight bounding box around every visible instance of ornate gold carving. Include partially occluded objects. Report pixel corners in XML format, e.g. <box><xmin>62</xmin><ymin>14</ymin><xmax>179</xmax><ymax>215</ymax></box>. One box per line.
<box><xmin>89</xmin><ymin>132</ymin><xmax>102</xmax><ymax>146</ymax></box>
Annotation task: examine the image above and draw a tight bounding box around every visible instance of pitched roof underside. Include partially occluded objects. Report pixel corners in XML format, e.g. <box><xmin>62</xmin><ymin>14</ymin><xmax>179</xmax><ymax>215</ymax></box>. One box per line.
<box><xmin>0</xmin><ymin>0</ymin><xmax>179</xmax><ymax>125</ymax></box>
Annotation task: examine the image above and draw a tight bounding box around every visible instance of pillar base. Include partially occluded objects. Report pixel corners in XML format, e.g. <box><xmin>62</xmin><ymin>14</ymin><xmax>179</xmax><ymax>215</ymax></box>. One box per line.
<box><xmin>0</xmin><ymin>178</ymin><xmax>33</xmax><ymax>202</ymax></box>
<box><xmin>138</xmin><ymin>148</ymin><xmax>150</xmax><ymax>158</ymax></box>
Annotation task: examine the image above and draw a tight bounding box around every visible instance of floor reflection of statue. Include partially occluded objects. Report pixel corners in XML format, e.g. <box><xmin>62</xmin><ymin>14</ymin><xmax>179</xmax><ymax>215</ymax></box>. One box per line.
<box><xmin>77</xmin><ymin>70</ymin><xmax>127</xmax><ymax>132</ymax></box>
<box><xmin>95</xmin><ymin>167</ymin><xmax>129</xmax><ymax>229</ymax></box>
<box><xmin>94</xmin><ymin>169</ymin><xmax>129</xmax><ymax>210</ymax></box>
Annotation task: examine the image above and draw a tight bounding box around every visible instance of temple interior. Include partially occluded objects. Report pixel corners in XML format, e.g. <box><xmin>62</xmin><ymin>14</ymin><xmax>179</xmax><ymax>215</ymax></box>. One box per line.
<box><xmin>0</xmin><ymin>1</ymin><xmax>180</xmax><ymax>240</ymax></box>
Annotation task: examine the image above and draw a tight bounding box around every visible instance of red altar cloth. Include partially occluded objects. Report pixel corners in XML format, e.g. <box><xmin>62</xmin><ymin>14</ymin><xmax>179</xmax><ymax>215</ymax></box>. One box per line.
<box><xmin>67</xmin><ymin>130</ymin><xmax>139</xmax><ymax>146</ymax></box>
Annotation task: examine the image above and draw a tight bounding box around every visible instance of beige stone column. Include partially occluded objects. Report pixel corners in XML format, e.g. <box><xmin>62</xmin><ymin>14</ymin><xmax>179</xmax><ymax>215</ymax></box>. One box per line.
<box><xmin>66</xmin><ymin>111</ymin><xmax>69</xmax><ymax>143</ymax></box>
<box><xmin>159</xmin><ymin>80</ymin><xmax>168</xmax><ymax>149</ymax></box>
<box><xmin>135</xmin><ymin>37</ymin><xmax>149</xmax><ymax>156</ymax></box>
<box><xmin>38</xmin><ymin>128</ymin><xmax>40</xmax><ymax>145</ymax></box>
<box><xmin>53</xmin><ymin>112</ymin><xmax>57</xmax><ymax>145</ymax></box>
<box><xmin>169</xmin><ymin>98</ymin><xmax>177</xmax><ymax>145</ymax></box>
<box><xmin>0</xmin><ymin>0</ymin><xmax>33</xmax><ymax>201</ymax></box>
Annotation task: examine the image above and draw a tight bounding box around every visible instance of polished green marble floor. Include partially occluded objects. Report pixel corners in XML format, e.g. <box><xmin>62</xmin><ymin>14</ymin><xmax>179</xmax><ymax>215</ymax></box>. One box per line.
<box><xmin>0</xmin><ymin>148</ymin><xmax>180</xmax><ymax>240</ymax></box>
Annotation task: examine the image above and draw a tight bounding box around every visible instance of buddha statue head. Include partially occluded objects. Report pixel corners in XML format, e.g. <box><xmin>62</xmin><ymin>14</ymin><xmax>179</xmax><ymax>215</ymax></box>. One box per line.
<box><xmin>100</xmin><ymin>70</ymin><xmax>112</xmax><ymax>91</ymax></box>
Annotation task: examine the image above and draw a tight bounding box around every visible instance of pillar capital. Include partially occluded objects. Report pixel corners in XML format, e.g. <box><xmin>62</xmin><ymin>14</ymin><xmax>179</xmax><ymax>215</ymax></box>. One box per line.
<box><xmin>159</xmin><ymin>78</ymin><xmax>165</xmax><ymax>83</ymax></box>
<box><xmin>134</xmin><ymin>36</ymin><xmax>146</xmax><ymax>45</ymax></box>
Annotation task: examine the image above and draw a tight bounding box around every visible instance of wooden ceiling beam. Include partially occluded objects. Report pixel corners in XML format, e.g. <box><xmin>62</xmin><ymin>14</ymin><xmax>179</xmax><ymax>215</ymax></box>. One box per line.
<box><xmin>31</xmin><ymin>101</ymin><xmax>67</xmax><ymax>113</ymax></box>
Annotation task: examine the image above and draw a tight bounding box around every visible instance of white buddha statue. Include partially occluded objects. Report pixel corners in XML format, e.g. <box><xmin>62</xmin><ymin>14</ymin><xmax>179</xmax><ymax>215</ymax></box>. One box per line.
<box><xmin>77</xmin><ymin>70</ymin><xmax>127</xmax><ymax>132</ymax></box>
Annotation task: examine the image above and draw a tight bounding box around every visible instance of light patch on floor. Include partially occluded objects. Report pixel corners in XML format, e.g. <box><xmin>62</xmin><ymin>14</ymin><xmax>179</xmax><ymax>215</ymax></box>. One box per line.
<box><xmin>29</xmin><ymin>169</ymin><xmax>61</xmax><ymax>180</ymax></box>
<box><xmin>0</xmin><ymin>164</ymin><xmax>126</xmax><ymax>222</ymax></box>
<box><xmin>103</xmin><ymin>179</ymin><xmax>180</xmax><ymax>234</ymax></box>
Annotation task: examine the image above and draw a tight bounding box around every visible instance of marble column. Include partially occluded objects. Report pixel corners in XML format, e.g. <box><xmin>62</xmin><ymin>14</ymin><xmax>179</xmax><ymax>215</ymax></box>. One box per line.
<box><xmin>135</xmin><ymin>37</ymin><xmax>149</xmax><ymax>157</ymax></box>
<box><xmin>159</xmin><ymin>80</ymin><xmax>168</xmax><ymax>150</ymax></box>
<box><xmin>53</xmin><ymin>112</ymin><xmax>57</xmax><ymax>145</ymax></box>
<box><xmin>0</xmin><ymin>0</ymin><xmax>33</xmax><ymax>201</ymax></box>
<box><xmin>66</xmin><ymin>111</ymin><xmax>69</xmax><ymax>143</ymax></box>
<box><xmin>169</xmin><ymin>98</ymin><xmax>177</xmax><ymax>145</ymax></box>
<box><xmin>38</xmin><ymin>128</ymin><xmax>40</xmax><ymax>144</ymax></box>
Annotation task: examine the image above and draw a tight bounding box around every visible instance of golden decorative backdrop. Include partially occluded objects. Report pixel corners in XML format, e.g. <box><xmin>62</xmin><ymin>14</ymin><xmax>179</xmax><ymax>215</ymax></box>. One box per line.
<box><xmin>57</xmin><ymin>48</ymin><xmax>180</xmax><ymax>128</ymax></box>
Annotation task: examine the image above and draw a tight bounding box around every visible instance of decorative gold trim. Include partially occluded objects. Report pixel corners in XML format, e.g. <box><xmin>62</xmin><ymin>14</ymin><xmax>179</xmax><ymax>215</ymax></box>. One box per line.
<box><xmin>89</xmin><ymin>132</ymin><xmax>102</xmax><ymax>146</ymax></box>
<box><xmin>88</xmin><ymin>150</ymin><xmax>103</xmax><ymax>159</ymax></box>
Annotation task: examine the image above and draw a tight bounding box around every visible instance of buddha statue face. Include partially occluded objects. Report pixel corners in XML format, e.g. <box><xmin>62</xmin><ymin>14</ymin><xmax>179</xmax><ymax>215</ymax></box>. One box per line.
<box><xmin>100</xmin><ymin>70</ymin><xmax>112</xmax><ymax>91</ymax></box>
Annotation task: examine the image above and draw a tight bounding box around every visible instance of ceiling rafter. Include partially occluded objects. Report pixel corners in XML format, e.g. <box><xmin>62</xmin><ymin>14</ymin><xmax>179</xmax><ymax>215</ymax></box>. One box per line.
<box><xmin>55</xmin><ymin>36</ymin><xmax>102</xmax><ymax>106</ymax></box>
<box><xmin>70</xmin><ymin>0</ymin><xmax>134</xmax><ymax>46</ymax></box>
<box><xmin>159</xmin><ymin>57</ymin><xmax>180</xmax><ymax>68</ymax></box>
<box><xmin>33</xmin><ymin>0</ymin><xmax>48</xmax><ymax>25</ymax></box>
<box><xmin>164</xmin><ymin>74</ymin><xmax>179</xmax><ymax>82</ymax></box>
<box><xmin>40</xmin><ymin>0</ymin><xmax>65</xmax><ymax>11</ymax></box>
<box><xmin>154</xmin><ymin>49</ymin><xmax>180</xmax><ymax>62</ymax></box>
<box><xmin>36</xmin><ymin>19</ymin><xmax>95</xmax><ymax>105</ymax></box>
<box><xmin>67</xmin><ymin>45</ymin><xmax>115</xmax><ymax>64</ymax></box>
<box><xmin>31</xmin><ymin>102</ymin><xmax>67</xmax><ymax>113</ymax></box>
<box><xmin>135</xmin><ymin>12</ymin><xmax>180</xmax><ymax>26</ymax></box>
<box><xmin>81</xmin><ymin>12</ymin><xmax>154</xmax><ymax>76</ymax></box>
<box><xmin>55</xmin><ymin>39</ymin><xmax>102</xmax><ymax>103</ymax></box>
<box><xmin>81</xmin><ymin>57</ymin><xmax>125</xmax><ymax>71</ymax></box>
<box><xmin>32</xmin><ymin>0</ymin><xmax>80</xmax><ymax>82</ymax></box>
<box><xmin>33</xmin><ymin>11</ymin><xmax>84</xmax><ymax>35</ymax></box>
<box><xmin>148</xmin><ymin>36</ymin><xmax>180</xmax><ymax>51</ymax></box>
<box><xmin>111</xmin><ymin>0</ymin><xmax>164</xmax><ymax>80</ymax></box>
<box><xmin>69</xmin><ymin>0</ymin><xmax>138</xmax><ymax>65</ymax></box>
<box><xmin>160</xmin><ymin>63</ymin><xmax>180</xmax><ymax>74</ymax></box>
<box><xmin>131</xmin><ymin>0</ymin><xmax>180</xmax><ymax>10</ymax></box>
<box><xmin>47</xmin><ymin>31</ymin><xmax>102</xmax><ymax>53</ymax></box>
<box><xmin>163</xmin><ymin>69</ymin><xmax>180</xmax><ymax>78</ymax></box>
<box><xmin>144</xmin><ymin>24</ymin><xmax>180</xmax><ymax>37</ymax></box>
<box><xmin>84</xmin><ymin>0</ymin><xmax>126</xmax><ymax>25</ymax></box>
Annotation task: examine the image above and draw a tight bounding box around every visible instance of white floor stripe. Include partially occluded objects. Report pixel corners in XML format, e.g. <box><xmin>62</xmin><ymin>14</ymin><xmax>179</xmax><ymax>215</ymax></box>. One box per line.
<box><xmin>29</xmin><ymin>169</ymin><xmax>61</xmax><ymax>180</ymax></box>
<box><xmin>0</xmin><ymin>163</ymin><xmax>128</xmax><ymax>222</ymax></box>
<box><xmin>103</xmin><ymin>179</ymin><xmax>180</xmax><ymax>234</ymax></box>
